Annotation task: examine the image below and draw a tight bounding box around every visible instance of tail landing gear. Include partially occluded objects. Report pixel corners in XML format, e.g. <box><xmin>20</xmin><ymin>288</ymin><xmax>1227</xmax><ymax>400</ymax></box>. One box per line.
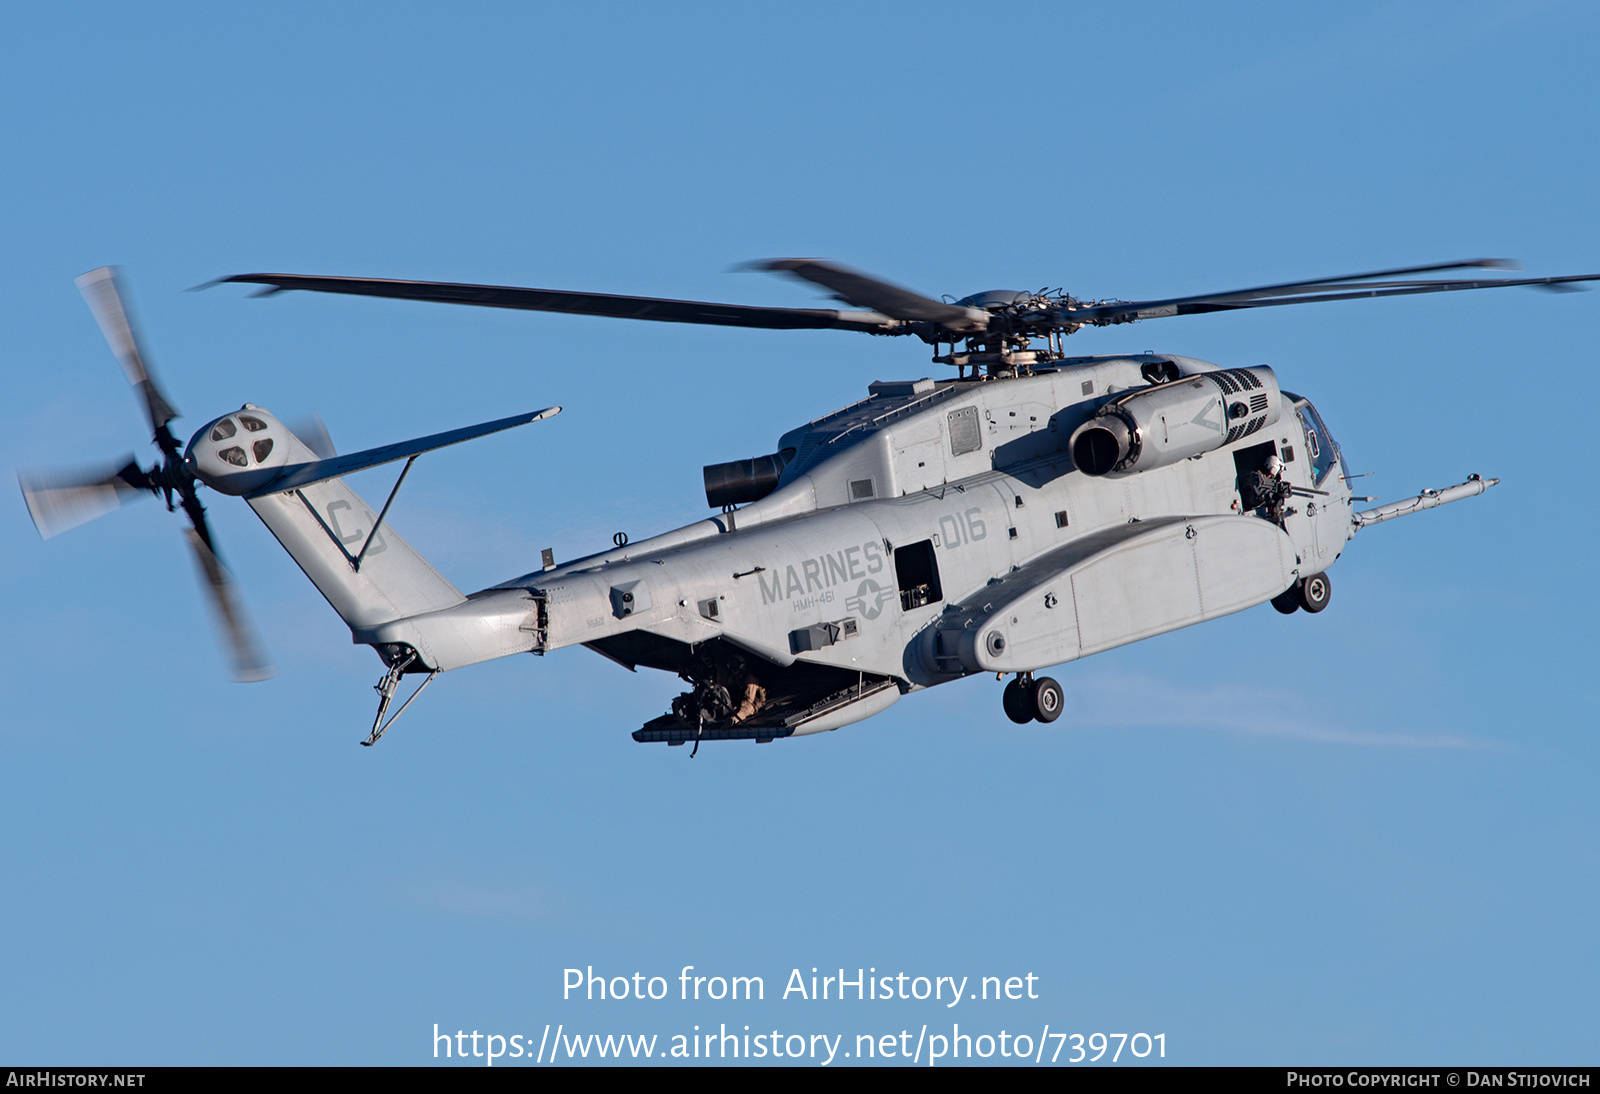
<box><xmin>1002</xmin><ymin>673</ymin><xmax>1064</xmax><ymax>724</ymax></box>
<box><xmin>1272</xmin><ymin>571</ymin><xmax>1332</xmax><ymax>615</ymax></box>
<box><xmin>363</xmin><ymin>646</ymin><xmax>439</xmax><ymax>746</ymax></box>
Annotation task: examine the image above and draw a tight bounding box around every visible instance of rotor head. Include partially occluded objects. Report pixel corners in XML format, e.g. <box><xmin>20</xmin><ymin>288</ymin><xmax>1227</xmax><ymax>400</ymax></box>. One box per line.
<box><xmin>953</xmin><ymin>289</ymin><xmax>1036</xmax><ymax>309</ymax></box>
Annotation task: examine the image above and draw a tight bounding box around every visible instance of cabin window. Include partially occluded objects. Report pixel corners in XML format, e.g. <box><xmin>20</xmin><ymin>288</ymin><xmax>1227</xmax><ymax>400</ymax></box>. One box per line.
<box><xmin>894</xmin><ymin>539</ymin><xmax>943</xmax><ymax>611</ymax></box>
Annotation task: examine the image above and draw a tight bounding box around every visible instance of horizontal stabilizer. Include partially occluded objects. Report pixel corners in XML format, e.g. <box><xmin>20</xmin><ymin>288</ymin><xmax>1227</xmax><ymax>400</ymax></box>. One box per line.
<box><xmin>247</xmin><ymin>406</ymin><xmax>560</xmax><ymax>497</ymax></box>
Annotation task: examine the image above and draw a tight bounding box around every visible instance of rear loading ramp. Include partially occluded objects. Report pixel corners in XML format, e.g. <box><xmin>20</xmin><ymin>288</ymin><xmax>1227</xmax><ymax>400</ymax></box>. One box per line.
<box><xmin>633</xmin><ymin>677</ymin><xmax>900</xmax><ymax>744</ymax></box>
<box><xmin>585</xmin><ymin>632</ymin><xmax>902</xmax><ymax>745</ymax></box>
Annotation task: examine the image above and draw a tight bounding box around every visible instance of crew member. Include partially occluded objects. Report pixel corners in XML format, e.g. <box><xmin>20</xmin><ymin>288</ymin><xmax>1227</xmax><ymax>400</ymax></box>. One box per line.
<box><xmin>1246</xmin><ymin>454</ymin><xmax>1295</xmax><ymax>525</ymax></box>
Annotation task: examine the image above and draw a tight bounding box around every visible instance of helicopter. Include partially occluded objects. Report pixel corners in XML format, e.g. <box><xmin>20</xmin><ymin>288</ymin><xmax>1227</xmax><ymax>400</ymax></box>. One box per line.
<box><xmin>21</xmin><ymin>259</ymin><xmax>1598</xmax><ymax>748</ymax></box>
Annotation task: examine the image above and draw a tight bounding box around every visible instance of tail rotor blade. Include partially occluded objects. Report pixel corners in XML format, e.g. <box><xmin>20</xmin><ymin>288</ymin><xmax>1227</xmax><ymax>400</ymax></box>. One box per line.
<box><xmin>76</xmin><ymin>267</ymin><xmax>181</xmax><ymax>431</ymax></box>
<box><xmin>50</xmin><ymin>268</ymin><xmax>272</xmax><ymax>685</ymax></box>
<box><xmin>18</xmin><ymin>457</ymin><xmax>149</xmax><ymax>539</ymax></box>
<box><xmin>182</xmin><ymin>527</ymin><xmax>274</xmax><ymax>683</ymax></box>
<box><xmin>286</xmin><ymin>412</ymin><xmax>337</xmax><ymax>460</ymax></box>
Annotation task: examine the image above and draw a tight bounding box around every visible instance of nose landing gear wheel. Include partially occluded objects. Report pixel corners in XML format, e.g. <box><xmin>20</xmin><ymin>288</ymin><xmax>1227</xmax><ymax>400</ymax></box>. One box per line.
<box><xmin>1002</xmin><ymin>677</ymin><xmax>1033</xmax><ymax>724</ymax></box>
<box><xmin>1298</xmin><ymin>571</ymin><xmax>1332</xmax><ymax>613</ymax></box>
<box><xmin>1271</xmin><ymin>587</ymin><xmax>1301</xmax><ymax>614</ymax></box>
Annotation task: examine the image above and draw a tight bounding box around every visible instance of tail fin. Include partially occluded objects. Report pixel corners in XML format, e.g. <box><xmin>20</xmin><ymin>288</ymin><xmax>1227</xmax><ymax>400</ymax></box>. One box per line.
<box><xmin>246</xmin><ymin>436</ymin><xmax>466</xmax><ymax>631</ymax></box>
<box><xmin>219</xmin><ymin>407</ymin><xmax>560</xmax><ymax>669</ymax></box>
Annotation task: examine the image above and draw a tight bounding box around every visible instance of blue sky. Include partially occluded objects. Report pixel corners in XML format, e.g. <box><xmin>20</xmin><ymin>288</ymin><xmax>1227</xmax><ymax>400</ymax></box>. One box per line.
<box><xmin>2</xmin><ymin>1</ymin><xmax>1597</xmax><ymax>1066</ymax></box>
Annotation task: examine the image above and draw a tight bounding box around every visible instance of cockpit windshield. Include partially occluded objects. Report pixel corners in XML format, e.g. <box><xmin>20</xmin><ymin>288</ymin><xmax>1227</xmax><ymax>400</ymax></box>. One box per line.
<box><xmin>1296</xmin><ymin>401</ymin><xmax>1340</xmax><ymax>486</ymax></box>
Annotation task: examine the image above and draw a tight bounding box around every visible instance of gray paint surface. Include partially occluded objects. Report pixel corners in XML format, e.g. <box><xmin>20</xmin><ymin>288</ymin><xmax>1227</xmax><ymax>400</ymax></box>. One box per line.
<box><xmin>209</xmin><ymin>353</ymin><xmax>1490</xmax><ymax>742</ymax></box>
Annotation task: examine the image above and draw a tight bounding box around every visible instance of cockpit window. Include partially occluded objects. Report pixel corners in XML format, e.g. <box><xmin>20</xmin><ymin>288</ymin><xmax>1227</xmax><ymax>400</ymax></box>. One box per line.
<box><xmin>211</xmin><ymin>418</ymin><xmax>237</xmax><ymax>441</ymax></box>
<box><xmin>239</xmin><ymin>415</ymin><xmax>268</xmax><ymax>432</ymax></box>
<box><xmin>252</xmin><ymin>439</ymin><xmax>274</xmax><ymax>463</ymax></box>
<box><xmin>218</xmin><ymin>446</ymin><xmax>248</xmax><ymax>467</ymax></box>
<box><xmin>1296</xmin><ymin>402</ymin><xmax>1338</xmax><ymax>486</ymax></box>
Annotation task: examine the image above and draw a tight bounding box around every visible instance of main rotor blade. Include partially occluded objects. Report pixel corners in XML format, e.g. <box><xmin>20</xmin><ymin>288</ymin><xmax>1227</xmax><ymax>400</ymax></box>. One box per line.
<box><xmin>1064</xmin><ymin>265</ymin><xmax>1600</xmax><ymax>325</ymax></box>
<box><xmin>1150</xmin><ymin>259</ymin><xmax>1520</xmax><ymax>306</ymax></box>
<box><xmin>1159</xmin><ymin>275</ymin><xmax>1600</xmax><ymax>313</ymax></box>
<box><xmin>18</xmin><ymin>458</ymin><xmax>149</xmax><ymax>539</ymax></box>
<box><xmin>183</xmin><ymin>527</ymin><xmax>274</xmax><ymax>683</ymax></box>
<box><xmin>75</xmin><ymin>267</ymin><xmax>181</xmax><ymax>432</ymax></box>
<box><xmin>218</xmin><ymin>273</ymin><xmax>903</xmax><ymax>334</ymax></box>
<box><xmin>755</xmin><ymin>259</ymin><xmax>990</xmax><ymax>332</ymax></box>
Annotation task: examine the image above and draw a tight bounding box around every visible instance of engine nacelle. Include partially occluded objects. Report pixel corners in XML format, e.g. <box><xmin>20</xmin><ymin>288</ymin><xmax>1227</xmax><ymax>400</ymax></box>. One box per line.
<box><xmin>1069</xmin><ymin>366</ymin><xmax>1281</xmax><ymax>477</ymax></box>
<box><xmin>184</xmin><ymin>405</ymin><xmax>294</xmax><ymax>496</ymax></box>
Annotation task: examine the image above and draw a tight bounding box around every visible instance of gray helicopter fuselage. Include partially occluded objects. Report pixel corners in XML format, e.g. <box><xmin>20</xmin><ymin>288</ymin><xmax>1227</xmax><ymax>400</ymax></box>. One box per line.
<box><xmin>33</xmin><ymin>260</ymin><xmax>1524</xmax><ymax>744</ymax></box>
<box><xmin>418</xmin><ymin>353</ymin><xmax>1356</xmax><ymax>739</ymax></box>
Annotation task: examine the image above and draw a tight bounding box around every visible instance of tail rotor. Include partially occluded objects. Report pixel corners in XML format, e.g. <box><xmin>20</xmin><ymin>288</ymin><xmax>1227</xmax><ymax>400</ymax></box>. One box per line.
<box><xmin>18</xmin><ymin>267</ymin><xmax>274</xmax><ymax>682</ymax></box>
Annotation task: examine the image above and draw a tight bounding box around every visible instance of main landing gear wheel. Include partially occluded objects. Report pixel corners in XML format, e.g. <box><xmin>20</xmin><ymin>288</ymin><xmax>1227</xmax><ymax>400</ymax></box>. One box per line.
<box><xmin>1298</xmin><ymin>571</ymin><xmax>1332</xmax><ymax>613</ymax></box>
<box><xmin>1031</xmin><ymin>677</ymin><xmax>1064</xmax><ymax>723</ymax></box>
<box><xmin>1002</xmin><ymin>677</ymin><xmax>1033</xmax><ymax>724</ymax></box>
<box><xmin>1271</xmin><ymin>587</ymin><xmax>1300</xmax><ymax>614</ymax></box>
<box><xmin>1002</xmin><ymin>675</ymin><xmax>1066</xmax><ymax>723</ymax></box>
